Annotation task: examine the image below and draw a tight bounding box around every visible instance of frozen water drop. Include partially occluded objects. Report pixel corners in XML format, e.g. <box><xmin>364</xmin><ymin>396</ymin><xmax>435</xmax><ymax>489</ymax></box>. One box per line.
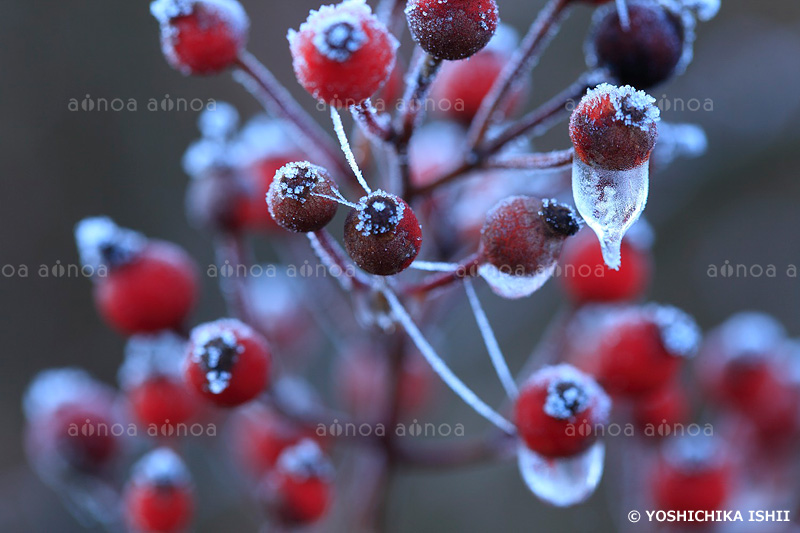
<box><xmin>478</xmin><ymin>263</ymin><xmax>556</xmax><ymax>300</ymax></box>
<box><xmin>517</xmin><ymin>441</ymin><xmax>606</xmax><ymax>507</ymax></box>
<box><xmin>572</xmin><ymin>157</ymin><xmax>649</xmax><ymax>270</ymax></box>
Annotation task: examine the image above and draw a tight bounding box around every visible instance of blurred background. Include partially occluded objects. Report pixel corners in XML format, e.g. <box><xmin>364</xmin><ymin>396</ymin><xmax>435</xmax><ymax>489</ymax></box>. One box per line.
<box><xmin>1</xmin><ymin>0</ymin><xmax>799</xmax><ymax>531</ymax></box>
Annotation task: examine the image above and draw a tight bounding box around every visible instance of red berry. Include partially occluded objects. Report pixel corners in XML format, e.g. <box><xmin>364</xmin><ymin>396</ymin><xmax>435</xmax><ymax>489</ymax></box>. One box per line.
<box><xmin>587</xmin><ymin>1</ymin><xmax>690</xmax><ymax>89</ymax></box>
<box><xmin>515</xmin><ymin>364</ymin><xmax>611</xmax><ymax>458</ymax></box>
<box><xmin>151</xmin><ymin>0</ymin><xmax>248</xmax><ymax>75</ymax></box>
<box><xmin>343</xmin><ymin>191</ymin><xmax>423</xmax><ymax>276</ymax></box>
<box><xmin>406</xmin><ymin>0</ymin><xmax>499</xmax><ymax>60</ymax></box>
<box><xmin>289</xmin><ymin>0</ymin><xmax>398</xmax><ymax>106</ymax></box>
<box><xmin>559</xmin><ymin>227</ymin><xmax>651</xmax><ymax>302</ymax></box>
<box><xmin>260</xmin><ymin>440</ymin><xmax>333</xmax><ymax>526</ymax></box>
<box><xmin>632</xmin><ymin>382</ymin><xmax>689</xmax><ymax>436</ymax></box>
<box><xmin>267</xmin><ymin>162</ymin><xmax>340</xmax><ymax>233</ymax></box>
<box><xmin>185</xmin><ymin>319</ymin><xmax>271</xmax><ymax>407</ymax></box>
<box><xmin>124</xmin><ymin>448</ymin><xmax>194</xmax><ymax>532</ymax></box>
<box><xmin>652</xmin><ymin>436</ymin><xmax>731</xmax><ymax>514</ymax></box>
<box><xmin>569</xmin><ymin>83</ymin><xmax>660</xmax><ymax>171</ymax></box>
<box><xmin>480</xmin><ymin>196</ymin><xmax>580</xmax><ymax>276</ymax></box>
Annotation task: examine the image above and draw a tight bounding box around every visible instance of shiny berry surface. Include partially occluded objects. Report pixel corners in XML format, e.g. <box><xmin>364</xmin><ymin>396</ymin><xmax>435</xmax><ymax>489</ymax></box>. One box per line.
<box><xmin>406</xmin><ymin>0</ymin><xmax>499</xmax><ymax>60</ymax></box>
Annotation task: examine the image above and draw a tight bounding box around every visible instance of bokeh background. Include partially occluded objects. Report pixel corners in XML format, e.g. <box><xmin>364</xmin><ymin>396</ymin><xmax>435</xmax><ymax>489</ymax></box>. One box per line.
<box><xmin>1</xmin><ymin>0</ymin><xmax>799</xmax><ymax>531</ymax></box>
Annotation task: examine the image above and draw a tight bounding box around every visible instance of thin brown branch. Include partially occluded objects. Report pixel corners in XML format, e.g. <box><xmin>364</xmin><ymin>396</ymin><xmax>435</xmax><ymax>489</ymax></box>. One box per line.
<box><xmin>486</xmin><ymin>149</ymin><xmax>574</xmax><ymax>171</ymax></box>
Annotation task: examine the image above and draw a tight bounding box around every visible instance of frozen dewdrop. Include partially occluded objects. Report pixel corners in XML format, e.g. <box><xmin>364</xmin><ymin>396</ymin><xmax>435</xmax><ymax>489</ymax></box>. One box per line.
<box><xmin>74</xmin><ymin>217</ymin><xmax>145</xmax><ymax>271</ymax></box>
<box><xmin>118</xmin><ymin>332</ymin><xmax>187</xmax><ymax>389</ymax></box>
<box><xmin>198</xmin><ymin>102</ymin><xmax>239</xmax><ymax>140</ymax></box>
<box><xmin>569</xmin><ymin>84</ymin><xmax>659</xmax><ymax>270</ymax></box>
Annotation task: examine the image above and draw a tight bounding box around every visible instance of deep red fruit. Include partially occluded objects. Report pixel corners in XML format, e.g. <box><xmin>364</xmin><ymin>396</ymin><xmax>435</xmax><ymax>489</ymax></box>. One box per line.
<box><xmin>343</xmin><ymin>191</ymin><xmax>423</xmax><ymax>276</ymax></box>
<box><xmin>652</xmin><ymin>437</ymin><xmax>731</xmax><ymax>514</ymax></box>
<box><xmin>515</xmin><ymin>365</ymin><xmax>611</xmax><ymax>458</ymax></box>
<box><xmin>588</xmin><ymin>1</ymin><xmax>688</xmax><ymax>89</ymax></box>
<box><xmin>569</xmin><ymin>83</ymin><xmax>660</xmax><ymax>171</ymax></box>
<box><xmin>151</xmin><ymin>0</ymin><xmax>249</xmax><ymax>75</ymax></box>
<box><xmin>632</xmin><ymin>382</ymin><xmax>689</xmax><ymax>436</ymax></box>
<box><xmin>267</xmin><ymin>162</ymin><xmax>340</xmax><ymax>233</ymax></box>
<box><xmin>124</xmin><ymin>448</ymin><xmax>194</xmax><ymax>533</ymax></box>
<box><xmin>406</xmin><ymin>0</ymin><xmax>499</xmax><ymax>60</ymax></box>
<box><xmin>289</xmin><ymin>0</ymin><xmax>398</xmax><ymax>106</ymax></box>
<box><xmin>185</xmin><ymin>319</ymin><xmax>271</xmax><ymax>407</ymax></box>
<box><xmin>480</xmin><ymin>197</ymin><xmax>580</xmax><ymax>276</ymax></box>
<box><xmin>559</xmin><ymin>228</ymin><xmax>651</xmax><ymax>302</ymax></box>
<box><xmin>260</xmin><ymin>441</ymin><xmax>333</xmax><ymax>526</ymax></box>
<box><xmin>130</xmin><ymin>379</ymin><xmax>198</xmax><ymax>428</ymax></box>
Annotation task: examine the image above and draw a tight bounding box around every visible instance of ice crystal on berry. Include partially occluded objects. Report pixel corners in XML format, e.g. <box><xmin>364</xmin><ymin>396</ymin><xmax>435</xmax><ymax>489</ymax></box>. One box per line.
<box><xmin>355</xmin><ymin>191</ymin><xmax>405</xmax><ymax>237</ymax></box>
<box><xmin>191</xmin><ymin>323</ymin><xmax>244</xmax><ymax>394</ymax></box>
<box><xmin>74</xmin><ymin>217</ymin><xmax>145</xmax><ymax>271</ymax></box>
<box><xmin>132</xmin><ymin>447</ymin><xmax>192</xmax><ymax>486</ymax></box>
<box><xmin>118</xmin><ymin>333</ymin><xmax>187</xmax><ymax>389</ymax></box>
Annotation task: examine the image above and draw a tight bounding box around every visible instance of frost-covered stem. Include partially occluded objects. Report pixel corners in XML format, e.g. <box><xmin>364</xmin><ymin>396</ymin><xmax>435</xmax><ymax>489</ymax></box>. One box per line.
<box><xmin>308</xmin><ymin>230</ymin><xmax>370</xmax><ymax>291</ymax></box>
<box><xmin>486</xmin><ymin>149</ymin><xmax>574</xmax><ymax>171</ymax></box>
<box><xmin>381</xmin><ymin>286</ymin><xmax>517</xmax><ymax>434</ymax></box>
<box><xmin>331</xmin><ymin>107</ymin><xmax>372</xmax><ymax>194</ymax></box>
<box><xmin>464</xmin><ymin>279</ymin><xmax>519</xmax><ymax>399</ymax></box>
<box><xmin>404</xmin><ymin>254</ymin><xmax>482</xmax><ymax>297</ymax></box>
<box><xmin>233</xmin><ymin>51</ymin><xmax>352</xmax><ymax>183</ymax></box>
<box><xmin>214</xmin><ymin>232</ymin><xmax>257</xmax><ymax>327</ymax></box>
<box><xmin>468</xmin><ymin>0</ymin><xmax>572</xmax><ymax>149</ymax></box>
<box><xmin>351</xmin><ymin>100</ymin><xmax>394</xmax><ymax>143</ymax></box>
<box><xmin>395</xmin><ymin>430</ymin><xmax>517</xmax><ymax>469</ymax></box>
<box><xmin>377</xmin><ymin>0</ymin><xmax>407</xmax><ymax>36</ymax></box>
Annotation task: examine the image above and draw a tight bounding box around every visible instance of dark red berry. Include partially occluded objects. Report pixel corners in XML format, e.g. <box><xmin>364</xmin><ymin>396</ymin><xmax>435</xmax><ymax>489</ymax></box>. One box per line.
<box><xmin>267</xmin><ymin>162</ymin><xmax>340</xmax><ymax>233</ymax></box>
<box><xmin>569</xmin><ymin>83</ymin><xmax>660</xmax><ymax>171</ymax></box>
<box><xmin>185</xmin><ymin>319</ymin><xmax>271</xmax><ymax>407</ymax></box>
<box><xmin>343</xmin><ymin>191</ymin><xmax>423</xmax><ymax>276</ymax></box>
<box><xmin>480</xmin><ymin>197</ymin><xmax>580</xmax><ymax>276</ymax></box>
<box><xmin>124</xmin><ymin>448</ymin><xmax>194</xmax><ymax>533</ymax></box>
<box><xmin>406</xmin><ymin>0</ymin><xmax>499</xmax><ymax>60</ymax></box>
<box><xmin>632</xmin><ymin>382</ymin><xmax>689</xmax><ymax>436</ymax></box>
<box><xmin>289</xmin><ymin>0</ymin><xmax>398</xmax><ymax>106</ymax></box>
<box><xmin>587</xmin><ymin>0</ymin><xmax>689</xmax><ymax>89</ymax></box>
<box><xmin>515</xmin><ymin>364</ymin><xmax>611</xmax><ymax>458</ymax></box>
<box><xmin>151</xmin><ymin>0</ymin><xmax>249</xmax><ymax>75</ymax></box>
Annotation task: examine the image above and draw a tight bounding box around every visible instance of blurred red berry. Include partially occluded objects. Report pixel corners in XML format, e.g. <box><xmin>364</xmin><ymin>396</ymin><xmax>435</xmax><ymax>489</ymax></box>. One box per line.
<box><xmin>124</xmin><ymin>448</ymin><xmax>194</xmax><ymax>532</ymax></box>
<box><xmin>633</xmin><ymin>382</ymin><xmax>690</xmax><ymax>436</ymax></box>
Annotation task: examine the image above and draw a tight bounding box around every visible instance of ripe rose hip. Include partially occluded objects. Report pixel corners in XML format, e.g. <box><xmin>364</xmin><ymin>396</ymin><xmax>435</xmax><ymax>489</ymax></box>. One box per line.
<box><xmin>75</xmin><ymin>218</ymin><xmax>199</xmax><ymax>335</ymax></box>
<box><xmin>587</xmin><ymin>0</ymin><xmax>690</xmax><ymax>89</ymax></box>
<box><xmin>267</xmin><ymin>162</ymin><xmax>340</xmax><ymax>233</ymax></box>
<box><xmin>515</xmin><ymin>364</ymin><xmax>611</xmax><ymax>458</ymax></box>
<box><xmin>185</xmin><ymin>319</ymin><xmax>271</xmax><ymax>407</ymax></box>
<box><xmin>289</xmin><ymin>0</ymin><xmax>398</xmax><ymax>106</ymax></box>
<box><xmin>343</xmin><ymin>191</ymin><xmax>422</xmax><ymax>276</ymax></box>
<box><xmin>260</xmin><ymin>440</ymin><xmax>333</xmax><ymax>526</ymax></box>
<box><xmin>406</xmin><ymin>0</ymin><xmax>499</xmax><ymax>60</ymax></box>
<box><xmin>559</xmin><ymin>228</ymin><xmax>652</xmax><ymax>302</ymax></box>
<box><xmin>151</xmin><ymin>0</ymin><xmax>249</xmax><ymax>75</ymax></box>
<box><xmin>124</xmin><ymin>448</ymin><xmax>194</xmax><ymax>533</ymax></box>
<box><xmin>480</xmin><ymin>197</ymin><xmax>580</xmax><ymax>276</ymax></box>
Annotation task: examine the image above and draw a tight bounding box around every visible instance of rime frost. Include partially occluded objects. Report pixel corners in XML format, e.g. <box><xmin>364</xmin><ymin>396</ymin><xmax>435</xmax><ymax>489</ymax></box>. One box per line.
<box><xmin>646</xmin><ymin>304</ymin><xmax>701</xmax><ymax>358</ymax></box>
<box><xmin>198</xmin><ymin>102</ymin><xmax>239</xmax><ymax>140</ymax></box>
<box><xmin>132</xmin><ymin>447</ymin><xmax>191</xmax><ymax>486</ymax></box>
<box><xmin>276</xmin><ymin>439</ymin><xmax>333</xmax><ymax>480</ymax></box>
<box><xmin>526</xmin><ymin>364</ymin><xmax>612</xmax><ymax>422</ymax></box>
<box><xmin>191</xmin><ymin>322</ymin><xmax>244</xmax><ymax>394</ymax></box>
<box><xmin>273</xmin><ymin>162</ymin><xmax>327</xmax><ymax>203</ymax></box>
<box><xmin>118</xmin><ymin>332</ymin><xmax>187</xmax><ymax>389</ymax></box>
<box><xmin>717</xmin><ymin>312</ymin><xmax>786</xmax><ymax>358</ymax></box>
<box><xmin>663</xmin><ymin>435</ymin><xmax>722</xmax><ymax>471</ymax></box>
<box><xmin>74</xmin><ymin>217</ymin><xmax>145</xmax><ymax>271</ymax></box>
<box><xmin>355</xmin><ymin>191</ymin><xmax>405</xmax><ymax>236</ymax></box>
<box><xmin>23</xmin><ymin>368</ymin><xmax>102</xmax><ymax>421</ymax></box>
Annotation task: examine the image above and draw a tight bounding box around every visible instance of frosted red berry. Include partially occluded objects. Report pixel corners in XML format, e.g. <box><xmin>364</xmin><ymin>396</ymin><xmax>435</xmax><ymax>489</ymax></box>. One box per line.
<box><xmin>570</xmin><ymin>83</ymin><xmax>660</xmax><ymax>171</ymax></box>
<box><xmin>267</xmin><ymin>162</ymin><xmax>340</xmax><ymax>233</ymax></box>
<box><xmin>559</xmin><ymin>228</ymin><xmax>651</xmax><ymax>302</ymax></box>
<box><xmin>515</xmin><ymin>365</ymin><xmax>611</xmax><ymax>458</ymax></box>
<box><xmin>185</xmin><ymin>319</ymin><xmax>271</xmax><ymax>407</ymax></box>
<box><xmin>289</xmin><ymin>0</ymin><xmax>398</xmax><ymax>106</ymax></box>
<box><xmin>632</xmin><ymin>382</ymin><xmax>689</xmax><ymax>436</ymax></box>
<box><xmin>587</xmin><ymin>0</ymin><xmax>689</xmax><ymax>89</ymax></box>
<box><xmin>343</xmin><ymin>191</ymin><xmax>423</xmax><ymax>276</ymax></box>
<box><xmin>480</xmin><ymin>197</ymin><xmax>580</xmax><ymax>276</ymax></box>
<box><xmin>75</xmin><ymin>218</ymin><xmax>199</xmax><ymax>335</ymax></box>
<box><xmin>151</xmin><ymin>0</ymin><xmax>249</xmax><ymax>75</ymax></box>
<box><xmin>124</xmin><ymin>448</ymin><xmax>194</xmax><ymax>533</ymax></box>
<box><xmin>406</xmin><ymin>0</ymin><xmax>499</xmax><ymax>61</ymax></box>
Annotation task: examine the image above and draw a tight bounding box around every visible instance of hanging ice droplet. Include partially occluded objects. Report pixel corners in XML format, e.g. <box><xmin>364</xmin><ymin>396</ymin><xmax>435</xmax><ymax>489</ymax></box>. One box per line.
<box><xmin>517</xmin><ymin>441</ymin><xmax>606</xmax><ymax>507</ymax></box>
<box><xmin>478</xmin><ymin>263</ymin><xmax>557</xmax><ymax>300</ymax></box>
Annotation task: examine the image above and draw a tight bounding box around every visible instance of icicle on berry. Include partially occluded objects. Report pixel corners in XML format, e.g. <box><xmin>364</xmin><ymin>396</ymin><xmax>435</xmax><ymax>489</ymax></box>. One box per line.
<box><xmin>185</xmin><ymin>319</ymin><xmax>271</xmax><ymax>407</ymax></box>
<box><xmin>405</xmin><ymin>0</ymin><xmax>499</xmax><ymax>61</ymax></box>
<box><xmin>343</xmin><ymin>191</ymin><xmax>423</xmax><ymax>276</ymax></box>
<box><xmin>569</xmin><ymin>83</ymin><xmax>659</xmax><ymax>270</ymax></box>
<box><xmin>515</xmin><ymin>364</ymin><xmax>611</xmax><ymax>507</ymax></box>
<box><xmin>124</xmin><ymin>448</ymin><xmax>194</xmax><ymax>533</ymax></box>
<box><xmin>652</xmin><ymin>436</ymin><xmax>731</xmax><ymax>515</ymax></box>
<box><xmin>267</xmin><ymin>162</ymin><xmax>340</xmax><ymax>233</ymax></box>
<box><xmin>260</xmin><ymin>440</ymin><xmax>334</xmax><ymax>526</ymax></box>
<box><xmin>75</xmin><ymin>217</ymin><xmax>199</xmax><ymax>334</ymax></box>
<box><xmin>150</xmin><ymin>0</ymin><xmax>249</xmax><ymax>75</ymax></box>
<box><xmin>119</xmin><ymin>333</ymin><xmax>198</xmax><ymax>429</ymax></box>
<box><xmin>289</xmin><ymin>0</ymin><xmax>398</xmax><ymax>107</ymax></box>
<box><xmin>479</xmin><ymin>196</ymin><xmax>580</xmax><ymax>299</ymax></box>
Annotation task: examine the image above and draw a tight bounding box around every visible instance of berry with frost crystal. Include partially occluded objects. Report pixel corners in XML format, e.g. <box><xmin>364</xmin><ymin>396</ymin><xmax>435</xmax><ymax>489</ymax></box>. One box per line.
<box><xmin>151</xmin><ymin>0</ymin><xmax>248</xmax><ymax>75</ymax></box>
<box><xmin>405</xmin><ymin>0</ymin><xmax>499</xmax><ymax>61</ymax></box>
<box><xmin>124</xmin><ymin>448</ymin><xmax>194</xmax><ymax>532</ymax></box>
<box><xmin>185</xmin><ymin>319</ymin><xmax>271</xmax><ymax>407</ymax></box>
<box><xmin>267</xmin><ymin>162</ymin><xmax>340</xmax><ymax>233</ymax></box>
<box><xmin>75</xmin><ymin>217</ymin><xmax>199</xmax><ymax>335</ymax></box>
<box><xmin>289</xmin><ymin>0</ymin><xmax>398</xmax><ymax>106</ymax></box>
<box><xmin>343</xmin><ymin>191</ymin><xmax>423</xmax><ymax>276</ymax></box>
<box><xmin>515</xmin><ymin>364</ymin><xmax>611</xmax><ymax>458</ymax></box>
